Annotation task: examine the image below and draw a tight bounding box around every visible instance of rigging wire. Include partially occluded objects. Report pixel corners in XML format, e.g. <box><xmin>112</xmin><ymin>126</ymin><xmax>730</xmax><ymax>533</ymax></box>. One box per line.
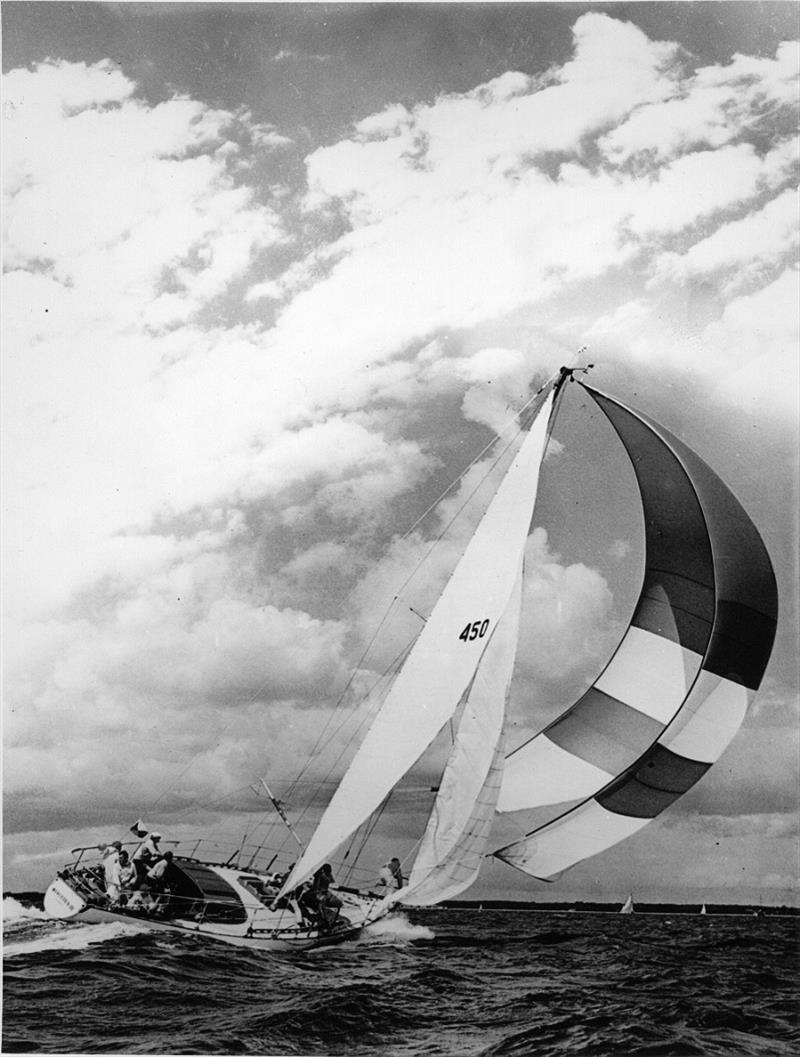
<box><xmin>396</xmin><ymin>375</ymin><xmax>554</xmax><ymax>543</ymax></box>
<box><xmin>281</xmin><ymin>605</ymin><xmax>408</xmax><ymax>803</ymax></box>
<box><xmin>144</xmin><ymin>371</ymin><xmax>562</xmax><ymax>837</ymax></box>
<box><xmin>259</xmin><ymin>379</ymin><xmax>561</xmax><ymax>852</ymax></box>
<box><xmin>283</xmin><ymin>638</ymin><xmax>416</xmax><ymax>832</ymax></box>
<box><xmin>276</xmin><ymin>410</ymin><xmax>537</xmax><ymax>838</ymax></box>
<box><xmin>272</xmin><ymin>383</ymin><xmax>563</xmax><ymax>880</ymax></box>
<box><xmin>227</xmin><ymin>393</ymin><xmax>547</xmax><ymax>866</ymax></box>
<box><xmin>341</xmin><ymin>792</ymin><xmax>393</xmax><ymax>885</ymax></box>
<box><xmin>279</xmin><ymin>381</ymin><xmax>554</xmax><ymax>803</ymax></box>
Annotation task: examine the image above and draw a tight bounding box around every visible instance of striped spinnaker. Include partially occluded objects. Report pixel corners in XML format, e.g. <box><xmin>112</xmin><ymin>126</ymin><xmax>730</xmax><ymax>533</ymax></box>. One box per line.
<box><xmin>494</xmin><ymin>383</ymin><xmax>777</xmax><ymax>879</ymax></box>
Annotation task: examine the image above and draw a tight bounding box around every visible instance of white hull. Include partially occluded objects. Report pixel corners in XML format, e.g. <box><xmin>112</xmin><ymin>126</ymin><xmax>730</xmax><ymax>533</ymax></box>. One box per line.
<box><xmin>67</xmin><ymin>904</ymin><xmax>366</xmax><ymax>951</ymax></box>
<box><xmin>45</xmin><ymin>857</ymin><xmax>385</xmax><ymax>952</ymax></box>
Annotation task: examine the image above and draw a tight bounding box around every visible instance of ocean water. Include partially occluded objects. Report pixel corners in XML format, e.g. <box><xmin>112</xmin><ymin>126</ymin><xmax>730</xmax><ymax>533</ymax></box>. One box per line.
<box><xmin>3</xmin><ymin>897</ymin><xmax>798</xmax><ymax>1056</ymax></box>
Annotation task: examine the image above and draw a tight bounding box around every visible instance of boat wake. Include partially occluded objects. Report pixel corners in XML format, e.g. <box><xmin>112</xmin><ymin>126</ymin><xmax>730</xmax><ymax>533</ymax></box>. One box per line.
<box><xmin>3</xmin><ymin>897</ymin><xmax>148</xmax><ymax>958</ymax></box>
<box><xmin>357</xmin><ymin>912</ymin><xmax>435</xmax><ymax>945</ymax></box>
<box><xmin>3</xmin><ymin>895</ymin><xmax>50</xmax><ymax>924</ymax></box>
<box><xmin>4</xmin><ymin>919</ymin><xmax>149</xmax><ymax>958</ymax></box>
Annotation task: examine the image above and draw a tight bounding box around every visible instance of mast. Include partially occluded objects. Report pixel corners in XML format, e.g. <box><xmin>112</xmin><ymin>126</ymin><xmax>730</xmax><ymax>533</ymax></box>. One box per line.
<box><xmin>275</xmin><ymin>374</ymin><xmax>561</xmax><ymax>899</ymax></box>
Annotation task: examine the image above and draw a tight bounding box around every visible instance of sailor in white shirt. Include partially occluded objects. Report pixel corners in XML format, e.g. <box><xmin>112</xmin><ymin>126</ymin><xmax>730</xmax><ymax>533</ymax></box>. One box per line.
<box><xmin>132</xmin><ymin>830</ymin><xmax>162</xmax><ymax>885</ymax></box>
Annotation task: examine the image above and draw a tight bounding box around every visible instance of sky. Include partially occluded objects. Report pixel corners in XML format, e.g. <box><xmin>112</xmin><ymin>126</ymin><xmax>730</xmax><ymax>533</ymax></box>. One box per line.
<box><xmin>2</xmin><ymin>1</ymin><xmax>799</xmax><ymax>906</ymax></box>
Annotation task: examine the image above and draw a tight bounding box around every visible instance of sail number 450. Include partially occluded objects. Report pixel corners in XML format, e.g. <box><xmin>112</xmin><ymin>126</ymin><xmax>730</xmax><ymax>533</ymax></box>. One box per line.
<box><xmin>458</xmin><ymin>619</ymin><xmax>490</xmax><ymax>642</ymax></box>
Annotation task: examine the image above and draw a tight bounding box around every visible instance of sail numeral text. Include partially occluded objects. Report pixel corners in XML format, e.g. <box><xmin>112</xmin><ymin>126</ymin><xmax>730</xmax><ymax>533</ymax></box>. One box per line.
<box><xmin>458</xmin><ymin>619</ymin><xmax>489</xmax><ymax>642</ymax></box>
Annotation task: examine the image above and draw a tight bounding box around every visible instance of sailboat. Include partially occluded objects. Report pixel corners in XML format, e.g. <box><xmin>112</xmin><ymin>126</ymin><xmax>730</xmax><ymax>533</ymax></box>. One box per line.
<box><xmin>620</xmin><ymin>894</ymin><xmax>634</xmax><ymax>915</ymax></box>
<box><xmin>700</xmin><ymin>904</ymin><xmax>707</xmax><ymax>915</ymax></box>
<box><xmin>44</xmin><ymin>366</ymin><xmax>778</xmax><ymax>950</ymax></box>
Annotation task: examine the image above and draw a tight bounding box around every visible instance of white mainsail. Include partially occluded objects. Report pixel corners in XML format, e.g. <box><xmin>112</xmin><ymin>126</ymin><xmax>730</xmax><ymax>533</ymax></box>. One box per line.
<box><xmin>393</xmin><ymin>567</ymin><xmax>524</xmax><ymax>907</ymax></box>
<box><xmin>620</xmin><ymin>894</ymin><xmax>634</xmax><ymax>914</ymax></box>
<box><xmin>278</xmin><ymin>385</ymin><xmax>556</xmax><ymax>896</ymax></box>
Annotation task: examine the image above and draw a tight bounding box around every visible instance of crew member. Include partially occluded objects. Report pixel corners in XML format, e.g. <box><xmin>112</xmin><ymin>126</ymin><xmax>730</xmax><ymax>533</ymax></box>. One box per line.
<box><xmin>117</xmin><ymin>851</ymin><xmax>137</xmax><ymax>906</ymax></box>
<box><xmin>132</xmin><ymin>830</ymin><xmax>162</xmax><ymax>886</ymax></box>
<box><xmin>97</xmin><ymin>841</ymin><xmax>123</xmax><ymax>894</ymax></box>
<box><xmin>378</xmin><ymin>856</ymin><xmax>404</xmax><ymax>889</ymax></box>
<box><xmin>311</xmin><ymin>863</ymin><xmax>343</xmax><ymax>930</ymax></box>
<box><xmin>144</xmin><ymin>851</ymin><xmax>174</xmax><ymax>914</ymax></box>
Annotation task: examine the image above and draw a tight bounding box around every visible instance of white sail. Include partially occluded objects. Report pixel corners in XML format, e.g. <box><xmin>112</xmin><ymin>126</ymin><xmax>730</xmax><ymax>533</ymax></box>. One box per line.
<box><xmin>394</xmin><ymin>567</ymin><xmax>524</xmax><ymax>907</ymax></box>
<box><xmin>279</xmin><ymin>386</ymin><xmax>556</xmax><ymax>896</ymax></box>
<box><xmin>620</xmin><ymin>894</ymin><xmax>634</xmax><ymax>914</ymax></box>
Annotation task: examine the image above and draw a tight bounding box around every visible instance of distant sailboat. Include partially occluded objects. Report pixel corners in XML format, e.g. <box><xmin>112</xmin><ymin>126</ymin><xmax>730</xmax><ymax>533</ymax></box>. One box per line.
<box><xmin>44</xmin><ymin>365</ymin><xmax>778</xmax><ymax>949</ymax></box>
<box><xmin>700</xmin><ymin>903</ymin><xmax>707</xmax><ymax>915</ymax></box>
<box><xmin>620</xmin><ymin>894</ymin><xmax>634</xmax><ymax>914</ymax></box>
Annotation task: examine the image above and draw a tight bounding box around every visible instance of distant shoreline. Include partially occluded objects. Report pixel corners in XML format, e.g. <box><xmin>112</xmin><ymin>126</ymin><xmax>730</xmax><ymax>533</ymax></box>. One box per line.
<box><xmin>436</xmin><ymin>899</ymin><xmax>799</xmax><ymax>916</ymax></box>
<box><xmin>6</xmin><ymin>891</ymin><xmax>797</xmax><ymax>916</ymax></box>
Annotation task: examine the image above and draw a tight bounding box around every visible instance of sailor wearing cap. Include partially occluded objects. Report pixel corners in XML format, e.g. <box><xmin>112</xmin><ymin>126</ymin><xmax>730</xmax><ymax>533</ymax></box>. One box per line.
<box><xmin>133</xmin><ymin>831</ymin><xmax>161</xmax><ymax>859</ymax></box>
<box><xmin>132</xmin><ymin>829</ymin><xmax>162</xmax><ymax>886</ymax></box>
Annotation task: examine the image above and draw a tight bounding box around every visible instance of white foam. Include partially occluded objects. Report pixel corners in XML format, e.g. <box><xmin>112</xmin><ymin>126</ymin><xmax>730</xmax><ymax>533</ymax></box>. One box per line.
<box><xmin>2</xmin><ymin>896</ymin><xmax>48</xmax><ymax>924</ymax></box>
<box><xmin>4</xmin><ymin>919</ymin><xmax>148</xmax><ymax>958</ymax></box>
<box><xmin>359</xmin><ymin>912</ymin><xmax>435</xmax><ymax>944</ymax></box>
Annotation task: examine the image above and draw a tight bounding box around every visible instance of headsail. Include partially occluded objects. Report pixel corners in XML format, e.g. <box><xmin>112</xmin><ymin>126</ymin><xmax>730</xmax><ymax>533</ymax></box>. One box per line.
<box><xmin>391</xmin><ymin>567</ymin><xmax>524</xmax><ymax>907</ymax></box>
<box><xmin>278</xmin><ymin>383</ymin><xmax>557</xmax><ymax>896</ymax></box>
<box><xmin>494</xmin><ymin>383</ymin><xmax>777</xmax><ymax>880</ymax></box>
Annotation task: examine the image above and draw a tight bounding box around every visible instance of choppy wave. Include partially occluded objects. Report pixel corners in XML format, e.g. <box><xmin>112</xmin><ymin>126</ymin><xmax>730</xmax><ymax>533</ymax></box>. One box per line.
<box><xmin>3</xmin><ymin>907</ymin><xmax>798</xmax><ymax>1056</ymax></box>
<box><xmin>3</xmin><ymin>896</ymin><xmax>47</xmax><ymax>925</ymax></box>
<box><xmin>358</xmin><ymin>911</ymin><xmax>435</xmax><ymax>944</ymax></box>
<box><xmin>4</xmin><ymin>918</ymin><xmax>149</xmax><ymax>958</ymax></box>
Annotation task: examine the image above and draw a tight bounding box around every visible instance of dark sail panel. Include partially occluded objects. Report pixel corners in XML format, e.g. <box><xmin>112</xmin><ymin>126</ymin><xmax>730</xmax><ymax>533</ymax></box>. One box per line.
<box><xmin>591</xmin><ymin>391</ymin><xmax>778</xmax><ymax>690</ymax></box>
<box><xmin>598</xmin><ymin>744</ymin><xmax>711</xmax><ymax>818</ymax></box>
<box><xmin>587</xmin><ymin>392</ymin><xmax>716</xmax><ymax>646</ymax></box>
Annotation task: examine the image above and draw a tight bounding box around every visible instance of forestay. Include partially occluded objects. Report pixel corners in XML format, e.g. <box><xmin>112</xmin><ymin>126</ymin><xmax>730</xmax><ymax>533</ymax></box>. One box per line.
<box><xmin>278</xmin><ymin>385</ymin><xmax>556</xmax><ymax>896</ymax></box>
<box><xmin>493</xmin><ymin>384</ymin><xmax>778</xmax><ymax>879</ymax></box>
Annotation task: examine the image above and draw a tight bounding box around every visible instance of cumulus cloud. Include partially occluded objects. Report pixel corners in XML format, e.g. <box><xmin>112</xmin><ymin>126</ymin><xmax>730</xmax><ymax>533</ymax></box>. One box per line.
<box><xmin>260</xmin><ymin>15</ymin><xmax>797</xmax><ymax>426</ymax></box>
<box><xmin>585</xmin><ymin>263</ymin><xmax>799</xmax><ymax>418</ymax></box>
<box><xmin>600</xmin><ymin>41</ymin><xmax>800</xmax><ymax>163</ymax></box>
<box><xmin>516</xmin><ymin>528</ymin><xmax>617</xmax><ymax>683</ymax></box>
<box><xmin>3</xmin><ymin>61</ymin><xmax>284</xmax><ymax>330</ymax></box>
<box><xmin>623</xmin><ymin>142</ymin><xmax>789</xmax><ymax>238</ymax></box>
<box><xmin>700</xmin><ymin>268</ymin><xmax>800</xmax><ymax>415</ymax></box>
<box><xmin>650</xmin><ymin>189</ymin><xmax>799</xmax><ymax>293</ymax></box>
